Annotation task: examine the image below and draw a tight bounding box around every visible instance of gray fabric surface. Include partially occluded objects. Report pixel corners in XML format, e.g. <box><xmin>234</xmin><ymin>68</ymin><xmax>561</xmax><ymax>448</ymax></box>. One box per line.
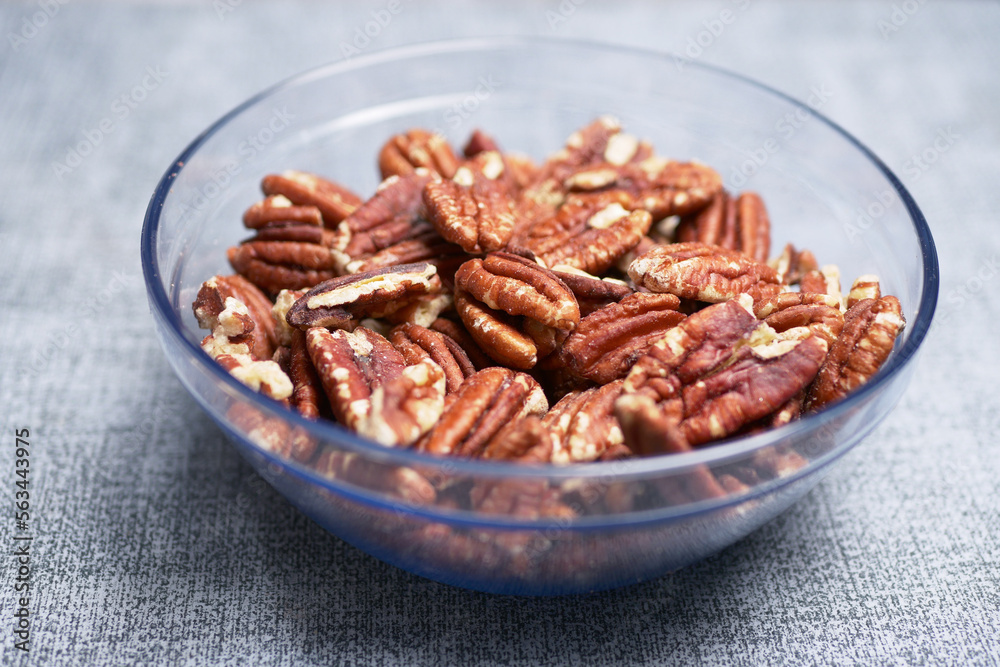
<box><xmin>1</xmin><ymin>1</ymin><xmax>997</xmax><ymax>665</ymax></box>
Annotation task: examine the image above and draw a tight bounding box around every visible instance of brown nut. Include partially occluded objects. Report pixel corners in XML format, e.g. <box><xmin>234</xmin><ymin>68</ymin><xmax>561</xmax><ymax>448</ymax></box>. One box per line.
<box><xmin>286</xmin><ymin>262</ymin><xmax>441</xmax><ymax>330</ymax></box>
<box><xmin>515</xmin><ymin>191</ymin><xmax>653</xmax><ymax>275</ymax></box>
<box><xmin>338</xmin><ymin>170</ymin><xmax>438</xmax><ymax>259</ymax></box>
<box><xmin>356</xmin><ymin>361</ymin><xmax>447</xmax><ymax>447</ymax></box>
<box><xmin>242</xmin><ymin>195</ymin><xmax>324</xmax><ymax>229</ymax></box>
<box><xmin>193</xmin><ymin>274</ymin><xmax>278</xmax><ymax>360</ymax></box>
<box><xmin>627</xmin><ymin>241</ymin><xmax>782</xmax><ymax>304</ymax></box>
<box><xmin>227</xmin><ymin>228</ymin><xmax>341</xmax><ymax>295</ymax></box>
<box><xmin>754</xmin><ymin>291</ymin><xmax>846</xmax><ymax>347</ymax></box>
<box><xmin>261</xmin><ymin>171</ymin><xmax>363</xmax><ymax>227</ymax></box>
<box><xmin>378</xmin><ymin>129</ymin><xmax>460</xmax><ymax>180</ymax></box>
<box><xmin>454</xmin><ymin>252</ymin><xmax>580</xmax><ymax>332</ymax></box>
<box><xmin>556</xmin><ymin>292</ymin><xmax>686</xmax><ymax>385</ymax></box>
<box><xmin>806</xmin><ymin>295</ymin><xmax>905</xmax><ymax>410</ymax></box>
<box><xmin>305</xmin><ymin>326</ymin><xmax>406</xmax><ymax>430</ymax></box>
<box><xmin>454</xmin><ymin>286</ymin><xmax>539</xmax><ymax>370</ymax></box>
<box><xmin>675</xmin><ymin>191</ymin><xmax>771</xmax><ymax>263</ymax></box>
<box><xmin>415</xmin><ymin>367</ymin><xmax>548</xmax><ymax>457</ymax></box>
<box><xmin>389</xmin><ymin>322</ymin><xmax>477</xmax><ymax>395</ymax></box>
<box><xmin>423</xmin><ymin>151</ymin><xmax>517</xmax><ymax>253</ymax></box>
<box><xmin>546</xmin><ymin>380</ymin><xmax>626</xmax><ymax>463</ymax></box>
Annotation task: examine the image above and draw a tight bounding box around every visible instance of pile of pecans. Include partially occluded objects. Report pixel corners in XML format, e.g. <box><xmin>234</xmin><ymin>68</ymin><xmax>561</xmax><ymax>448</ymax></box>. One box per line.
<box><xmin>193</xmin><ymin>116</ymin><xmax>905</xmax><ymax>505</ymax></box>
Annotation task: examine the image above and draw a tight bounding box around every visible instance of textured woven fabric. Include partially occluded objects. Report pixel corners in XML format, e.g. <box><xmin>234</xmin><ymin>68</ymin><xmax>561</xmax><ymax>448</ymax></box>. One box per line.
<box><xmin>1</xmin><ymin>2</ymin><xmax>997</xmax><ymax>665</ymax></box>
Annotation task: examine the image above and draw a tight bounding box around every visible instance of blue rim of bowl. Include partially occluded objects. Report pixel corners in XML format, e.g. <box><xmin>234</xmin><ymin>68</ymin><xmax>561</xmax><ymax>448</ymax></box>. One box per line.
<box><xmin>141</xmin><ymin>36</ymin><xmax>939</xmax><ymax>527</ymax></box>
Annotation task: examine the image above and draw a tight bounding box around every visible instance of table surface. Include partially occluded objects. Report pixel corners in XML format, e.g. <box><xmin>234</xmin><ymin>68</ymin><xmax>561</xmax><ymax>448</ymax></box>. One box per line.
<box><xmin>1</xmin><ymin>1</ymin><xmax>998</xmax><ymax>665</ymax></box>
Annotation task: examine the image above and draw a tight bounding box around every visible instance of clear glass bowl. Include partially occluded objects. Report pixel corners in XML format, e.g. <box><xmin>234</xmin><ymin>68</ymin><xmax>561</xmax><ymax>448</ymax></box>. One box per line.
<box><xmin>141</xmin><ymin>38</ymin><xmax>938</xmax><ymax>595</ymax></box>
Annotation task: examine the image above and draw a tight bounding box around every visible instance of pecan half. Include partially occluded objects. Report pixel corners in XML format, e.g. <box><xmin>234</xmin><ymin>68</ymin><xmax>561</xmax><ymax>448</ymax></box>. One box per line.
<box><xmin>389</xmin><ymin>322</ymin><xmax>477</xmax><ymax>394</ymax></box>
<box><xmin>546</xmin><ymin>380</ymin><xmax>626</xmax><ymax>463</ymax></box>
<box><xmin>806</xmin><ymin>296</ymin><xmax>905</xmax><ymax>410</ymax></box>
<box><xmin>305</xmin><ymin>326</ymin><xmax>406</xmax><ymax>430</ymax></box>
<box><xmin>549</xmin><ymin>266</ymin><xmax>633</xmax><ymax>316</ymax></box>
<box><xmin>242</xmin><ymin>194</ymin><xmax>324</xmax><ymax>229</ymax></box>
<box><xmin>286</xmin><ymin>262</ymin><xmax>441</xmax><ymax>330</ymax></box>
<box><xmin>754</xmin><ymin>292</ymin><xmax>845</xmax><ymax>346</ymax></box>
<box><xmin>356</xmin><ymin>361</ymin><xmax>446</xmax><ymax>447</ymax></box>
<box><xmin>423</xmin><ymin>151</ymin><xmax>517</xmax><ymax>253</ymax></box>
<box><xmin>453</xmin><ymin>253</ymin><xmax>580</xmax><ymax>369</ymax></box>
<box><xmin>515</xmin><ymin>191</ymin><xmax>653</xmax><ymax>275</ymax></box>
<box><xmin>675</xmin><ymin>191</ymin><xmax>770</xmax><ymax>263</ymax></box>
<box><xmin>429</xmin><ymin>317</ymin><xmax>493</xmax><ymax>370</ymax></box>
<box><xmin>627</xmin><ymin>242</ymin><xmax>782</xmax><ymax>304</ymax></box>
<box><xmin>454</xmin><ymin>252</ymin><xmax>580</xmax><ymax>332</ymax></box>
<box><xmin>337</xmin><ymin>170</ymin><xmax>438</xmax><ymax>260</ymax></box>
<box><xmin>193</xmin><ymin>274</ymin><xmax>277</xmax><ymax>360</ymax></box>
<box><xmin>261</xmin><ymin>171</ymin><xmax>363</xmax><ymax>227</ymax></box>
<box><xmin>227</xmin><ymin>224</ymin><xmax>341</xmax><ymax>295</ymax></box>
<box><xmin>378</xmin><ymin>129</ymin><xmax>460</xmax><ymax>180</ymax></box>
<box><xmin>454</xmin><ymin>286</ymin><xmax>539</xmax><ymax>370</ymax></box>
<box><xmin>556</xmin><ymin>292</ymin><xmax>686</xmax><ymax>385</ymax></box>
<box><xmin>415</xmin><ymin>367</ymin><xmax>548</xmax><ymax>457</ymax></box>
<box><xmin>622</xmin><ymin>296</ymin><xmax>760</xmax><ymax>400</ymax></box>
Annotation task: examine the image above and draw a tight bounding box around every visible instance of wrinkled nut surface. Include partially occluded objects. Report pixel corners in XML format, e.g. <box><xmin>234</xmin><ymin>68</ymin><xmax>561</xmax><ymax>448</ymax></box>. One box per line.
<box><xmin>379</xmin><ymin>129</ymin><xmax>460</xmax><ymax>180</ymax></box>
<box><xmin>517</xmin><ymin>192</ymin><xmax>653</xmax><ymax>275</ymax></box>
<box><xmin>193</xmin><ymin>274</ymin><xmax>277</xmax><ymax>360</ymax></box>
<box><xmin>807</xmin><ymin>296</ymin><xmax>905</xmax><ymax>410</ymax></box>
<box><xmin>676</xmin><ymin>191</ymin><xmax>771</xmax><ymax>263</ymax></box>
<box><xmin>305</xmin><ymin>326</ymin><xmax>406</xmax><ymax>430</ymax></box>
<box><xmin>628</xmin><ymin>241</ymin><xmax>782</xmax><ymax>303</ymax></box>
<box><xmin>286</xmin><ymin>262</ymin><xmax>441</xmax><ymax>330</ymax></box>
<box><xmin>557</xmin><ymin>292</ymin><xmax>686</xmax><ymax>385</ymax></box>
<box><xmin>455</xmin><ymin>252</ymin><xmax>580</xmax><ymax>332</ymax></box>
<box><xmin>424</xmin><ymin>151</ymin><xmax>517</xmax><ymax>253</ymax></box>
<box><xmin>416</xmin><ymin>367</ymin><xmax>548</xmax><ymax>457</ymax></box>
<box><xmin>261</xmin><ymin>171</ymin><xmax>363</xmax><ymax>227</ymax></box>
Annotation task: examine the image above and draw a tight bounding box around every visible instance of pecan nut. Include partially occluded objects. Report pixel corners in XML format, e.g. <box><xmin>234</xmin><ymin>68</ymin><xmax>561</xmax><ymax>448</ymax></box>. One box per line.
<box><xmin>515</xmin><ymin>191</ymin><xmax>653</xmax><ymax>275</ymax></box>
<box><xmin>622</xmin><ymin>295</ymin><xmax>829</xmax><ymax>445</ymax></box>
<box><xmin>356</xmin><ymin>361</ymin><xmax>446</xmax><ymax>447</ymax></box>
<box><xmin>556</xmin><ymin>292</ymin><xmax>686</xmax><ymax>385</ymax></box>
<box><xmin>305</xmin><ymin>326</ymin><xmax>406</xmax><ymax>430</ymax></box>
<box><xmin>261</xmin><ymin>171</ymin><xmax>363</xmax><ymax>227</ymax></box>
<box><xmin>378</xmin><ymin>129</ymin><xmax>460</xmax><ymax>180</ymax></box>
<box><xmin>675</xmin><ymin>191</ymin><xmax>771</xmax><ymax>263</ymax></box>
<box><xmin>627</xmin><ymin>241</ymin><xmax>781</xmax><ymax>304</ymax></box>
<box><xmin>337</xmin><ymin>170</ymin><xmax>438</xmax><ymax>261</ymax></box>
<box><xmin>415</xmin><ymin>367</ymin><xmax>548</xmax><ymax>457</ymax></box>
<box><xmin>389</xmin><ymin>322</ymin><xmax>477</xmax><ymax>395</ymax></box>
<box><xmin>806</xmin><ymin>295</ymin><xmax>905</xmax><ymax>410</ymax></box>
<box><xmin>423</xmin><ymin>151</ymin><xmax>517</xmax><ymax>253</ymax></box>
<box><xmin>193</xmin><ymin>274</ymin><xmax>278</xmax><ymax>360</ymax></box>
<box><xmin>286</xmin><ymin>262</ymin><xmax>441</xmax><ymax>330</ymax></box>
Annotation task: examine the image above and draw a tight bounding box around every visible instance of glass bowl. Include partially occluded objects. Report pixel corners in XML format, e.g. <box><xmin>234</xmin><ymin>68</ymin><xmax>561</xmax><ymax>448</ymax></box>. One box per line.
<box><xmin>141</xmin><ymin>38</ymin><xmax>938</xmax><ymax>595</ymax></box>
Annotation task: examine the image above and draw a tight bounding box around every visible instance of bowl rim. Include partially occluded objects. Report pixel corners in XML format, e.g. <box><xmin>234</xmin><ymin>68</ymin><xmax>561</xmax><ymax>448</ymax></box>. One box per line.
<box><xmin>141</xmin><ymin>36</ymin><xmax>939</xmax><ymax>501</ymax></box>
